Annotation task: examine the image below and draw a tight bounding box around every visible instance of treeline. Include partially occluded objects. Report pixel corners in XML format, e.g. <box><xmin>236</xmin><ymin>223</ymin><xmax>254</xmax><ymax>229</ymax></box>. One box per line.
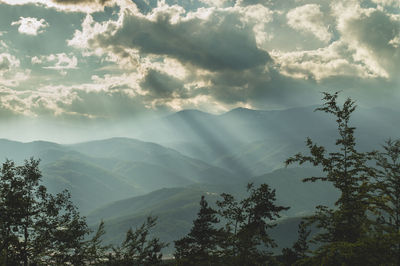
<box><xmin>0</xmin><ymin>158</ymin><xmax>166</xmax><ymax>265</ymax></box>
<box><xmin>175</xmin><ymin>92</ymin><xmax>400</xmax><ymax>265</ymax></box>
<box><xmin>1</xmin><ymin>92</ymin><xmax>400</xmax><ymax>265</ymax></box>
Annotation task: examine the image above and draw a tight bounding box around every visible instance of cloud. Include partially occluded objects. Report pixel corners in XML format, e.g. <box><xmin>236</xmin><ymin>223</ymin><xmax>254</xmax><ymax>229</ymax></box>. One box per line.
<box><xmin>1</xmin><ymin>0</ymin><xmax>113</xmax><ymax>13</ymax></box>
<box><xmin>69</xmin><ymin>6</ymin><xmax>271</xmax><ymax>71</ymax></box>
<box><xmin>0</xmin><ymin>53</ymin><xmax>30</xmax><ymax>87</ymax></box>
<box><xmin>51</xmin><ymin>0</ymin><xmax>110</xmax><ymax>4</ymax></box>
<box><xmin>370</xmin><ymin>0</ymin><xmax>400</xmax><ymax>8</ymax></box>
<box><xmin>11</xmin><ymin>17</ymin><xmax>49</xmax><ymax>35</ymax></box>
<box><xmin>32</xmin><ymin>53</ymin><xmax>78</xmax><ymax>75</ymax></box>
<box><xmin>0</xmin><ymin>53</ymin><xmax>19</xmax><ymax>71</ymax></box>
<box><xmin>1</xmin><ymin>0</ymin><xmax>400</xmax><ymax>123</ymax></box>
<box><xmin>140</xmin><ymin>69</ymin><xmax>187</xmax><ymax>99</ymax></box>
<box><xmin>286</xmin><ymin>4</ymin><xmax>332</xmax><ymax>43</ymax></box>
<box><xmin>332</xmin><ymin>1</ymin><xmax>400</xmax><ymax>78</ymax></box>
<box><xmin>270</xmin><ymin>41</ymin><xmax>384</xmax><ymax>81</ymax></box>
<box><xmin>0</xmin><ymin>72</ymin><xmax>145</xmax><ymax>119</ymax></box>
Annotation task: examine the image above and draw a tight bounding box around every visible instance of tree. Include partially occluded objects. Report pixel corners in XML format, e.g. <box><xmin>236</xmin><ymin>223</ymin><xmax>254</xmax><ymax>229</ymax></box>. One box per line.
<box><xmin>81</xmin><ymin>220</ymin><xmax>110</xmax><ymax>265</ymax></box>
<box><xmin>174</xmin><ymin>195</ymin><xmax>222</xmax><ymax>265</ymax></box>
<box><xmin>217</xmin><ymin>183</ymin><xmax>289</xmax><ymax>265</ymax></box>
<box><xmin>281</xmin><ymin>221</ymin><xmax>310</xmax><ymax>266</ymax></box>
<box><xmin>0</xmin><ymin>158</ymin><xmax>90</xmax><ymax>265</ymax></box>
<box><xmin>373</xmin><ymin>138</ymin><xmax>400</xmax><ymax>264</ymax></box>
<box><xmin>108</xmin><ymin>216</ymin><xmax>167</xmax><ymax>265</ymax></box>
<box><xmin>285</xmin><ymin>92</ymin><xmax>377</xmax><ymax>264</ymax></box>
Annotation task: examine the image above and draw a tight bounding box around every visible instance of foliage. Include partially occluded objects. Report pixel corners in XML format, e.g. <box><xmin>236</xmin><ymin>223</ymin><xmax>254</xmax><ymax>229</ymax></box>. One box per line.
<box><xmin>286</xmin><ymin>92</ymin><xmax>377</xmax><ymax>248</ymax></box>
<box><xmin>217</xmin><ymin>183</ymin><xmax>289</xmax><ymax>265</ymax></box>
<box><xmin>108</xmin><ymin>216</ymin><xmax>167</xmax><ymax>266</ymax></box>
<box><xmin>81</xmin><ymin>220</ymin><xmax>110</xmax><ymax>265</ymax></box>
<box><xmin>373</xmin><ymin>138</ymin><xmax>400</xmax><ymax>265</ymax></box>
<box><xmin>0</xmin><ymin>158</ymin><xmax>167</xmax><ymax>265</ymax></box>
<box><xmin>281</xmin><ymin>221</ymin><xmax>310</xmax><ymax>265</ymax></box>
<box><xmin>0</xmin><ymin>158</ymin><xmax>89</xmax><ymax>265</ymax></box>
<box><xmin>283</xmin><ymin>92</ymin><xmax>400</xmax><ymax>264</ymax></box>
<box><xmin>174</xmin><ymin>195</ymin><xmax>222</xmax><ymax>265</ymax></box>
<box><xmin>3</xmin><ymin>92</ymin><xmax>400</xmax><ymax>265</ymax></box>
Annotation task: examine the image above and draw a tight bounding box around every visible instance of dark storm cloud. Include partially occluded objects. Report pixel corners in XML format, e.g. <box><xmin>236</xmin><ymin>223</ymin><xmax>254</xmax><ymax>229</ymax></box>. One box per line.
<box><xmin>345</xmin><ymin>9</ymin><xmax>400</xmax><ymax>74</ymax></box>
<box><xmin>95</xmin><ymin>10</ymin><xmax>271</xmax><ymax>71</ymax></box>
<box><xmin>140</xmin><ymin>69</ymin><xmax>189</xmax><ymax>99</ymax></box>
<box><xmin>203</xmin><ymin>66</ymin><xmax>320</xmax><ymax>108</ymax></box>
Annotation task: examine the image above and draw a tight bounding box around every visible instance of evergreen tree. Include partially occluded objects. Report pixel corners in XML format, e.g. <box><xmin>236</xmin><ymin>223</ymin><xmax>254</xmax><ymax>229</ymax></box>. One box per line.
<box><xmin>285</xmin><ymin>92</ymin><xmax>377</xmax><ymax>264</ymax></box>
<box><xmin>81</xmin><ymin>220</ymin><xmax>110</xmax><ymax>265</ymax></box>
<box><xmin>281</xmin><ymin>221</ymin><xmax>310</xmax><ymax>266</ymax></box>
<box><xmin>108</xmin><ymin>216</ymin><xmax>167</xmax><ymax>265</ymax></box>
<box><xmin>217</xmin><ymin>183</ymin><xmax>289</xmax><ymax>265</ymax></box>
<box><xmin>373</xmin><ymin>138</ymin><xmax>400</xmax><ymax>264</ymax></box>
<box><xmin>174</xmin><ymin>195</ymin><xmax>222</xmax><ymax>266</ymax></box>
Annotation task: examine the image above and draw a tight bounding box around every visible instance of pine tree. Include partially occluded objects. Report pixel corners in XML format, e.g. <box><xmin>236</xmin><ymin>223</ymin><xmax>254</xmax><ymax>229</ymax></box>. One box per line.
<box><xmin>174</xmin><ymin>195</ymin><xmax>222</xmax><ymax>265</ymax></box>
<box><xmin>217</xmin><ymin>183</ymin><xmax>289</xmax><ymax>265</ymax></box>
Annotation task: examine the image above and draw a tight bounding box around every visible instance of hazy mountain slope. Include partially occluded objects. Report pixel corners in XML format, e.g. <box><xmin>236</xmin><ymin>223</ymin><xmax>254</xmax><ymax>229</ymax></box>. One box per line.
<box><xmin>0</xmin><ymin>139</ymin><xmax>76</xmax><ymax>164</ymax></box>
<box><xmin>86</xmin><ymin>187</ymin><xmax>206</xmax><ymax>225</ymax></box>
<box><xmin>111</xmin><ymin>162</ymin><xmax>193</xmax><ymax>192</ymax></box>
<box><xmin>214</xmin><ymin>140</ymin><xmax>302</xmax><ymax>177</ymax></box>
<box><xmin>138</xmin><ymin>106</ymin><xmax>399</xmax><ymax>176</ymax></box>
<box><xmin>41</xmin><ymin>159</ymin><xmax>142</xmax><ymax>214</ymax></box>
<box><xmin>70</xmin><ymin>137</ymin><xmax>241</xmax><ymax>184</ymax></box>
<box><xmin>86</xmin><ymin>167</ymin><xmax>337</xmax><ymax>253</ymax></box>
<box><xmin>87</xmin><ymin>187</ymin><xmax>214</xmax><ymax>254</ymax></box>
<box><xmin>251</xmin><ymin>167</ymin><xmax>338</xmax><ymax>217</ymax></box>
<box><xmin>0</xmin><ymin>138</ymin><xmax>241</xmax><ymax>214</ymax></box>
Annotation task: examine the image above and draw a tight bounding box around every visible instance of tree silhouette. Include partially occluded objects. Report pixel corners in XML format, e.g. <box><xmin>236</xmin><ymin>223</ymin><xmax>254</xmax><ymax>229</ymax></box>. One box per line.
<box><xmin>0</xmin><ymin>158</ymin><xmax>89</xmax><ymax>265</ymax></box>
<box><xmin>108</xmin><ymin>216</ymin><xmax>167</xmax><ymax>265</ymax></box>
<box><xmin>373</xmin><ymin>139</ymin><xmax>400</xmax><ymax>264</ymax></box>
<box><xmin>217</xmin><ymin>183</ymin><xmax>289</xmax><ymax>265</ymax></box>
<box><xmin>281</xmin><ymin>221</ymin><xmax>310</xmax><ymax>265</ymax></box>
<box><xmin>174</xmin><ymin>195</ymin><xmax>222</xmax><ymax>265</ymax></box>
<box><xmin>286</xmin><ymin>92</ymin><xmax>378</xmax><ymax>264</ymax></box>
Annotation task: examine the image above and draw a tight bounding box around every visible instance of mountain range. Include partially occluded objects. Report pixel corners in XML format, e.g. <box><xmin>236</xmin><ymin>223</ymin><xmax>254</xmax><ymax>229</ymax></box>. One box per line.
<box><xmin>0</xmin><ymin>105</ymin><xmax>397</xmax><ymax>253</ymax></box>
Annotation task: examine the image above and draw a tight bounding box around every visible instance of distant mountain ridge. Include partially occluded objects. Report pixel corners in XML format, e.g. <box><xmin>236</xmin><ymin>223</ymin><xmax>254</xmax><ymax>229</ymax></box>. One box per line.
<box><xmin>0</xmin><ymin>104</ymin><xmax>397</xmax><ymax>254</ymax></box>
<box><xmin>136</xmin><ymin>105</ymin><xmax>399</xmax><ymax>176</ymax></box>
<box><xmin>0</xmin><ymin>137</ymin><xmax>241</xmax><ymax>213</ymax></box>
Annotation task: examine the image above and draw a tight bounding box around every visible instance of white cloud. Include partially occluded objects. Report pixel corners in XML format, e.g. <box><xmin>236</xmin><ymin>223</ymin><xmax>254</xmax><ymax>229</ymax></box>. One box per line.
<box><xmin>31</xmin><ymin>53</ymin><xmax>78</xmax><ymax>75</ymax></box>
<box><xmin>43</xmin><ymin>53</ymin><xmax>78</xmax><ymax>70</ymax></box>
<box><xmin>287</xmin><ymin>4</ymin><xmax>332</xmax><ymax>43</ymax></box>
<box><xmin>0</xmin><ymin>53</ymin><xmax>30</xmax><ymax>87</ymax></box>
<box><xmin>198</xmin><ymin>0</ymin><xmax>228</xmax><ymax>7</ymax></box>
<box><xmin>1</xmin><ymin>0</ymin><xmax>114</xmax><ymax>13</ymax></box>
<box><xmin>31</xmin><ymin>56</ymin><xmax>42</xmax><ymax>64</ymax></box>
<box><xmin>370</xmin><ymin>0</ymin><xmax>400</xmax><ymax>8</ymax></box>
<box><xmin>271</xmin><ymin>41</ymin><xmax>386</xmax><ymax>81</ymax></box>
<box><xmin>389</xmin><ymin>36</ymin><xmax>400</xmax><ymax>48</ymax></box>
<box><xmin>2</xmin><ymin>0</ymin><xmax>400</xmax><ymax>119</ymax></box>
<box><xmin>0</xmin><ymin>71</ymin><xmax>147</xmax><ymax>118</ymax></box>
<box><xmin>332</xmin><ymin>1</ymin><xmax>400</xmax><ymax>78</ymax></box>
<box><xmin>11</xmin><ymin>17</ymin><xmax>49</xmax><ymax>36</ymax></box>
<box><xmin>0</xmin><ymin>53</ymin><xmax>20</xmax><ymax>71</ymax></box>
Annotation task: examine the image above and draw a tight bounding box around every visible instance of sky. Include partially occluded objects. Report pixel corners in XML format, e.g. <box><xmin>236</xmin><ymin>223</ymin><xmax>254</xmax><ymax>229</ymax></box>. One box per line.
<box><xmin>0</xmin><ymin>0</ymin><xmax>399</xmax><ymax>141</ymax></box>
